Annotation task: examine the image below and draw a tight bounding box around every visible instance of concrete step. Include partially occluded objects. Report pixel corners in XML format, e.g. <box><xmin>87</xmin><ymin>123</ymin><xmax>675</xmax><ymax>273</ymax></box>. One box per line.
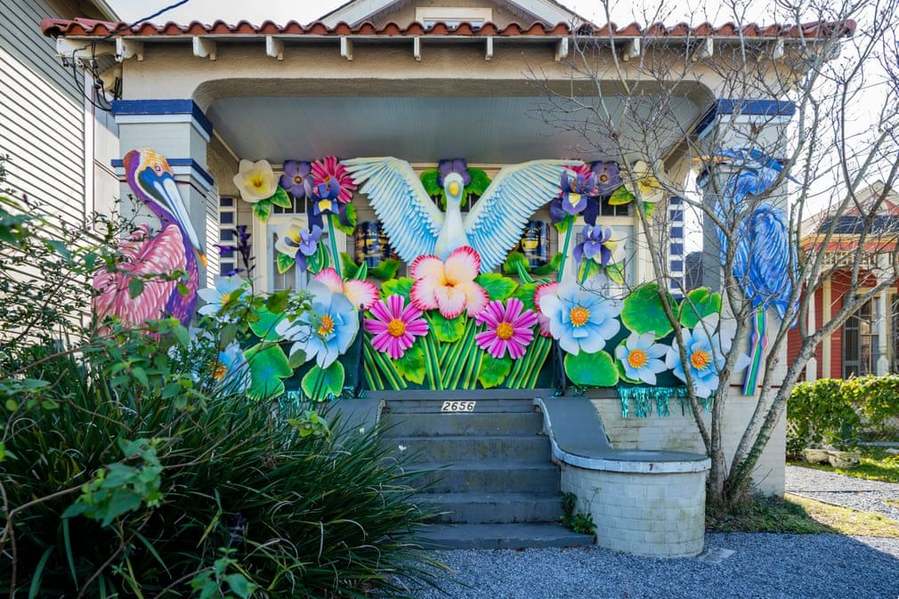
<box><xmin>385</xmin><ymin>399</ymin><xmax>536</xmax><ymax>414</ymax></box>
<box><xmin>411</xmin><ymin>461</ymin><xmax>560</xmax><ymax>494</ymax></box>
<box><xmin>390</xmin><ymin>435</ymin><xmax>550</xmax><ymax>463</ymax></box>
<box><xmin>415</xmin><ymin>492</ymin><xmax>563</xmax><ymax>524</ymax></box>
<box><xmin>419</xmin><ymin>523</ymin><xmax>594</xmax><ymax>550</ymax></box>
<box><xmin>381</xmin><ymin>412</ymin><xmax>543</xmax><ymax>437</ymax></box>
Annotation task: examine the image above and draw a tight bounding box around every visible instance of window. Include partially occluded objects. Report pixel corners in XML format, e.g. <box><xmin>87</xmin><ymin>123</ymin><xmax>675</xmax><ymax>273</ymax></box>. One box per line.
<box><xmin>844</xmin><ymin>299</ymin><xmax>879</xmax><ymax>377</ymax></box>
<box><xmin>416</xmin><ymin>7</ymin><xmax>492</xmax><ymax>29</ymax></box>
<box><xmin>218</xmin><ymin>196</ymin><xmax>237</xmax><ymax>277</ymax></box>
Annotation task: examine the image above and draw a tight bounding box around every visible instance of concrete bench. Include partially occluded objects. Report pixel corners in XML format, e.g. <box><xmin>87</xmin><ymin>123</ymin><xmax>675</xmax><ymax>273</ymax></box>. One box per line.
<box><xmin>534</xmin><ymin>396</ymin><xmax>711</xmax><ymax>558</ymax></box>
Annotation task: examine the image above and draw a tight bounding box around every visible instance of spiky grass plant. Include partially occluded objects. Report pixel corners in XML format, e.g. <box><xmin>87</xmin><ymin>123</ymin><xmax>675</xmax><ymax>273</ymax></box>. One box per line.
<box><xmin>1</xmin><ymin>347</ymin><xmax>440</xmax><ymax>597</ymax></box>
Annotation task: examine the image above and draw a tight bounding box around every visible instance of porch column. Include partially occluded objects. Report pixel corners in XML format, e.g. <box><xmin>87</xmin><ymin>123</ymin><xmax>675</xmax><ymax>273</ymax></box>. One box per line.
<box><xmin>805</xmin><ymin>291</ymin><xmax>817</xmax><ymax>381</ymax></box>
<box><xmin>822</xmin><ymin>276</ymin><xmax>832</xmax><ymax>378</ymax></box>
<box><xmin>876</xmin><ymin>253</ymin><xmax>891</xmax><ymax>374</ymax></box>
<box><xmin>111</xmin><ymin>99</ymin><xmax>217</xmax><ymax>287</ymax></box>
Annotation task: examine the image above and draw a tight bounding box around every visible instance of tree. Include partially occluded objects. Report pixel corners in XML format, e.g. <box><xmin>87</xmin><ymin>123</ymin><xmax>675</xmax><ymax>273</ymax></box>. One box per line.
<box><xmin>535</xmin><ymin>0</ymin><xmax>899</xmax><ymax>506</ymax></box>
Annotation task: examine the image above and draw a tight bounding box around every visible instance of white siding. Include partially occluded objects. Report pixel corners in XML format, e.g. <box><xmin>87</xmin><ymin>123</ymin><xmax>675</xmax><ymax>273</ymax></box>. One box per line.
<box><xmin>0</xmin><ymin>0</ymin><xmax>86</xmax><ymax>225</ymax></box>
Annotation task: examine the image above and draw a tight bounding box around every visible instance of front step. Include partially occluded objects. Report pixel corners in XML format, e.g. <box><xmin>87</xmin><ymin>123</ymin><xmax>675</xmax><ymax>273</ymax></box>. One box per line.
<box><xmin>393</xmin><ymin>435</ymin><xmax>551</xmax><ymax>463</ymax></box>
<box><xmin>420</xmin><ymin>523</ymin><xmax>594</xmax><ymax>550</ymax></box>
<box><xmin>381</xmin><ymin>411</ymin><xmax>543</xmax><ymax>437</ymax></box>
<box><xmin>411</xmin><ymin>461</ymin><xmax>560</xmax><ymax>494</ymax></box>
<box><xmin>415</xmin><ymin>492</ymin><xmax>563</xmax><ymax>523</ymax></box>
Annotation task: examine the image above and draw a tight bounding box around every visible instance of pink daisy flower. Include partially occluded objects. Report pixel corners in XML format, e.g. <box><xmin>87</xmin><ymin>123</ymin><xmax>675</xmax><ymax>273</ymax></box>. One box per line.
<box><xmin>475</xmin><ymin>298</ymin><xmax>539</xmax><ymax>360</ymax></box>
<box><xmin>364</xmin><ymin>295</ymin><xmax>429</xmax><ymax>360</ymax></box>
<box><xmin>311</xmin><ymin>156</ymin><xmax>357</xmax><ymax>205</ymax></box>
<box><xmin>314</xmin><ymin>267</ymin><xmax>378</xmax><ymax>310</ymax></box>
<box><xmin>409</xmin><ymin>246</ymin><xmax>488</xmax><ymax>319</ymax></box>
<box><xmin>534</xmin><ymin>282</ymin><xmax>559</xmax><ymax>337</ymax></box>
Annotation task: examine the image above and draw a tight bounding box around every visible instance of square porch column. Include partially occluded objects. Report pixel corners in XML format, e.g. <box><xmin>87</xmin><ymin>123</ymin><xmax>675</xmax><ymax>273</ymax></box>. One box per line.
<box><xmin>111</xmin><ymin>100</ymin><xmax>218</xmax><ymax>287</ymax></box>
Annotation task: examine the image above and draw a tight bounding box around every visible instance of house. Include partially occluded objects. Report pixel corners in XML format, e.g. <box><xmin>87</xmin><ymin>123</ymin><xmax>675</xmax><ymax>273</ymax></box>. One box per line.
<box><xmin>38</xmin><ymin>0</ymin><xmax>850</xmax><ymax>555</ymax></box>
<box><xmin>2</xmin><ymin>0</ymin><xmax>119</xmax><ymax>222</ymax></box>
<box><xmin>789</xmin><ymin>184</ymin><xmax>899</xmax><ymax>380</ymax></box>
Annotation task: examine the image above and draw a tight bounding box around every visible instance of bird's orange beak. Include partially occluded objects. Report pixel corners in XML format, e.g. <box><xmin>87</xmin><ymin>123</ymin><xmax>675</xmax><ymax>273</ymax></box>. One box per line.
<box><xmin>196</xmin><ymin>248</ymin><xmax>208</xmax><ymax>269</ymax></box>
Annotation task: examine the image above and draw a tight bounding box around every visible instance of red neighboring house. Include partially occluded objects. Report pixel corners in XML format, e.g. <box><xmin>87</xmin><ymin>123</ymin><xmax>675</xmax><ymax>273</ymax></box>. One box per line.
<box><xmin>788</xmin><ymin>184</ymin><xmax>899</xmax><ymax>379</ymax></box>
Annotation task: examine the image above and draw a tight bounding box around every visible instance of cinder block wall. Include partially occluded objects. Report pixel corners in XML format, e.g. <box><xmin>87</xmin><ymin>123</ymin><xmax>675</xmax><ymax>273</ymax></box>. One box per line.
<box><xmin>591</xmin><ymin>389</ymin><xmax>786</xmax><ymax>496</ymax></box>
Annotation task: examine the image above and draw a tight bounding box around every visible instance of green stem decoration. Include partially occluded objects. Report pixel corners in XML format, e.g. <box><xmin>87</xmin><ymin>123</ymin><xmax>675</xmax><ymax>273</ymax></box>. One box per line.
<box><xmin>424</xmin><ymin>336</ymin><xmax>444</xmax><ymax>390</ymax></box>
<box><xmin>327</xmin><ymin>213</ymin><xmax>342</xmax><ymax>278</ymax></box>
<box><xmin>366</xmin><ymin>339</ymin><xmax>404</xmax><ymax>390</ymax></box>
<box><xmin>506</xmin><ymin>349</ymin><xmax>528</xmax><ymax>389</ymax></box>
<box><xmin>556</xmin><ymin>215</ymin><xmax>574</xmax><ymax>281</ymax></box>
<box><xmin>362</xmin><ymin>344</ymin><xmax>384</xmax><ymax>390</ymax></box>
<box><xmin>514</xmin><ymin>261</ymin><xmax>535</xmax><ymax>284</ymax></box>
<box><xmin>448</xmin><ymin>325</ymin><xmax>477</xmax><ymax>389</ymax></box>
<box><xmin>442</xmin><ymin>319</ymin><xmax>474</xmax><ymax>388</ymax></box>
<box><xmin>525</xmin><ymin>337</ymin><xmax>552</xmax><ymax>388</ymax></box>
<box><xmin>464</xmin><ymin>351</ymin><xmax>484</xmax><ymax>390</ymax></box>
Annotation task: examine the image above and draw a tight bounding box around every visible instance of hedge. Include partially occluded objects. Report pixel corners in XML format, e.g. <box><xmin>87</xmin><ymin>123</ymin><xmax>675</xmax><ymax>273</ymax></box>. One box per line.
<box><xmin>787</xmin><ymin>375</ymin><xmax>899</xmax><ymax>456</ymax></box>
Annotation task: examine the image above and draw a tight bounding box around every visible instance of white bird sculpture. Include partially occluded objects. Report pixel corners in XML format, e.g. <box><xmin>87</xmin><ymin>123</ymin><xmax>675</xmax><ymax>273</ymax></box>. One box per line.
<box><xmin>342</xmin><ymin>157</ymin><xmax>578</xmax><ymax>273</ymax></box>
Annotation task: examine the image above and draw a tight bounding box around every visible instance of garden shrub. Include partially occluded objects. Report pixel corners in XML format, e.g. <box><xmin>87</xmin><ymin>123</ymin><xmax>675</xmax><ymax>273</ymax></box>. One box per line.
<box><xmin>787</xmin><ymin>376</ymin><xmax>899</xmax><ymax>455</ymax></box>
<box><xmin>1</xmin><ymin>344</ymin><xmax>438</xmax><ymax>597</ymax></box>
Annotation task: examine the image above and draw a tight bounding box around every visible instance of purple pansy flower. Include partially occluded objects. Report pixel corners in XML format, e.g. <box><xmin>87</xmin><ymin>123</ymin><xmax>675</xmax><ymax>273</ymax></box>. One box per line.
<box><xmin>280</xmin><ymin>160</ymin><xmax>313</xmax><ymax>198</ymax></box>
<box><xmin>312</xmin><ymin>177</ymin><xmax>341</xmax><ymax>216</ymax></box>
<box><xmin>275</xmin><ymin>223</ymin><xmax>322</xmax><ymax>271</ymax></box>
<box><xmin>573</xmin><ymin>225</ymin><xmax>617</xmax><ymax>267</ymax></box>
<box><xmin>591</xmin><ymin>161</ymin><xmax>622</xmax><ymax>195</ymax></box>
<box><xmin>437</xmin><ymin>158</ymin><xmax>471</xmax><ymax>187</ymax></box>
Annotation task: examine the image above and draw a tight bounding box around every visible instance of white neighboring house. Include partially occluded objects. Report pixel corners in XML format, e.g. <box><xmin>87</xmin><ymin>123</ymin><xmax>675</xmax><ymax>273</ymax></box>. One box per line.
<box><xmin>1</xmin><ymin>0</ymin><xmax>119</xmax><ymax>221</ymax></box>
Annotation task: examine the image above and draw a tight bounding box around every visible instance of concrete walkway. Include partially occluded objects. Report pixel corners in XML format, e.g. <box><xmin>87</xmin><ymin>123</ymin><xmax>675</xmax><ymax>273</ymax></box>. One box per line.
<box><xmin>408</xmin><ymin>533</ymin><xmax>899</xmax><ymax>599</ymax></box>
<box><xmin>786</xmin><ymin>465</ymin><xmax>899</xmax><ymax>521</ymax></box>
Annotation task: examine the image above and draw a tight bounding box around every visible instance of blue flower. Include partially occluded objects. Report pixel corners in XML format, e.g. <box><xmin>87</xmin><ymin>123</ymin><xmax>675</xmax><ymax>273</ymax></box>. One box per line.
<box><xmin>275</xmin><ymin>280</ymin><xmax>359</xmax><ymax>368</ymax></box>
<box><xmin>214</xmin><ymin>341</ymin><xmax>250</xmax><ymax>392</ymax></box>
<box><xmin>573</xmin><ymin>225</ymin><xmax>618</xmax><ymax>267</ymax></box>
<box><xmin>665</xmin><ymin>314</ymin><xmax>749</xmax><ymax>398</ymax></box>
<box><xmin>197</xmin><ymin>276</ymin><xmax>249</xmax><ymax>317</ymax></box>
<box><xmin>538</xmin><ymin>282</ymin><xmax>621</xmax><ymax>355</ymax></box>
<box><xmin>615</xmin><ymin>332</ymin><xmax>668</xmax><ymax>385</ymax></box>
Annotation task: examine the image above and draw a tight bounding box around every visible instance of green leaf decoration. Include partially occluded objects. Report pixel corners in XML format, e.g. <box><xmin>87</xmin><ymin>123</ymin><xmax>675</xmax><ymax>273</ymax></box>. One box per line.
<box><xmin>420</xmin><ymin>169</ymin><xmax>442</xmax><ymax>196</ymax></box>
<box><xmin>478</xmin><ymin>353</ymin><xmax>513</xmax><ymax>389</ymax></box>
<box><xmin>307</xmin><ymin>241</ymin><xmax>330</xmax><ymax>274</ymax></box>
<box><xmin>288</xmin><ymin>349</ymin><xmax>307</xmax><ymax>369</ymax></box>
<box><xmin>335</xmin><ymin>203</ymin><xmax>358</xmax><ymax>236</ymax></box>
<box><xmin>641</xmin><ymin>201</ymin><xmax>657</xmax><ymax>219</ymax></box>
<box><xmin>502</xmin><ymin>251</ymin><xmax>530</xmax><ymax>276</ymax></box>
<box><xmin>429</xmin><ymin>313</ymin><xmax>465</xmax><ymax>343</ymax></box>
<box><xmin>620</xmin><ymin>283</ymin><xmax>675</xmax><ymax>339</ymax></box>
<box><xmin>677</xmin><ymin>287</ymin><xmax>722</xmax><ymax>328</ymax></box>
<box><xmin>253</xmin><ymin>199</ymin><xmax>273</xmax><ymax>222</ymax></box>
<box><xmin>381</xmin><ymin>277</ymin><xmax>414</xmax><ymax>301</ymax></box>
<box><xmin>340</xmin><ymin>252</ymin><xmax>361</xmax><ymax>279</ymax></box>
<box><xmin>564</xmin><ymin>350</ymin><xmax>619</xmax><ymax>387</ymax></box>
<box><xmin>369</xmin><ymin>258</ymin><xmax>401</xmax><ymax>281</ymax></box>
<box><xmin>245</xmin><ymin>343</ymin><xmax>292</xmax><ymax>400</ymax></box>
<box><xmin>393</xmin><ymin>342</ymin><xmax>427</xmax><ymax>384</ymax></box>
<box><xmin>532</xmin><ymin>254</ymin><xmax>562</xmax><ymax>277</ymax></box>
<box><xmin>354</xmin><ymin>260</ymin><xmax>368</xmax><ymax>281</ymax></box>
<box><xmin>608</xmin><ymin>186</ymin><xmax>635</xmax><ymax>206</ymax></box>
<box><xmin>475</xmin><ymin>273</ymin><xmax>518</xmax><ymax>301</ymax></box>
<box><xmin>249</xmin><ymin>306</ymin><xmax>284</xmax><ymax>341</ymax></box>
<box><xmin>127</xmin><ymin>277</ymin><xmax>144</xmax><ymax>299</ymax></box>
<box><xmin>466</xmin><ymin>168</ymin><xmax>492</xmax><ymax>197</ymax></box>
<box><xmin>606</xmin><ymin>263</ymin><xmax>625</xmax><ymax>285</ymax></box>
<box><xmin>301</xmin><ymin>361</ymin><xmax>345</xmax><ymax>401</ymax></box>
<box><xmin>512</xmin><ymin>282</ymin><xmax>539</xmax><ymax>311</ymax></box>
<box><xmin>276</xmin><ymin>252</ymin><xmax>295</xmax><ymax>274</ymax></box>
<box><xmin>269</xmin><ymin>187</ymin><xmax>293</xmax><ymax>209</ymax></box>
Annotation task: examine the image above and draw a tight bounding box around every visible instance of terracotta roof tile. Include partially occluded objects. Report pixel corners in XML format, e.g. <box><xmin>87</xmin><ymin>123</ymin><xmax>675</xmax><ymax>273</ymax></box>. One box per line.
<box><xmin>39</xmin><ymin>16</ymin><xmax>856</xmax><ymax>40</ymax></box>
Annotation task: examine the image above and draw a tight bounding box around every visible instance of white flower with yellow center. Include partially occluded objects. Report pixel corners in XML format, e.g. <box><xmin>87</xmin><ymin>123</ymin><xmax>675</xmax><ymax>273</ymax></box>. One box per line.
<box><xmin>233</xmin><ymin>159</ymin><xmax>277</xmax><ymax>203</ymax></box>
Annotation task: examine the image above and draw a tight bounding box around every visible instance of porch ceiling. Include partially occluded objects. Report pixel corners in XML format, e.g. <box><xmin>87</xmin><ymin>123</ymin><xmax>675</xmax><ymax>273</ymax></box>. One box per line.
<box><xmin>207</xmin><ymin>95</ymin><xmax>703</xmax><ymax>163</ymax></box>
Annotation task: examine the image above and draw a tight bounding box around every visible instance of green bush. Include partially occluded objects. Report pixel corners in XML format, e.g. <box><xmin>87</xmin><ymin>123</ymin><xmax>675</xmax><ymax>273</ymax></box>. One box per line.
<box><xmin>787</xmin><ymin>376</ymin><xmax>899</xmax><ymax>456</ymax></box>
<box><xmin>1</xmin><ymin>346</ymin><xmax>437</xmax><ymax>597</ymax></box>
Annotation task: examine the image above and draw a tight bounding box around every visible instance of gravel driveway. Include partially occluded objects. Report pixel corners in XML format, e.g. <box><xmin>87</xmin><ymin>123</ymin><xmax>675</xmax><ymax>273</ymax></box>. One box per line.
<box><xmin>786</xmin><ymin>465</ymin><xmax>899</xmax><ymax>520</ymax></box>
<box><xmin>409</xmin><ymin>533</ymin><xmax>899</xmax><ymax>599</ymax></box>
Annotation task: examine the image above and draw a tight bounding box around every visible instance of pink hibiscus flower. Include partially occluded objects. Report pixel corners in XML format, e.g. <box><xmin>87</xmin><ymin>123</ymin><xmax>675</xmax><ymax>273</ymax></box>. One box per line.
<box><xmin>314</xmin><ymin>267</ymin><xmax>378</xmax><ymax>310</ymax></box>
<box><xmin>364</xmin><ymin>295</ymin><xmax>429</xmax><ymax>360</ymax></box>
<box><xmin>475</xmin><ymin>298</ymin><xmax>539</xmax><ymax>360</ymax></box>
<box><xmin>311</xmin><ymin>156</ymin><xmax>357</xmax><ymax>205</ymax></box>
<box><xmin>410</xmin><ymin>246</ymin><xmax>488</xmax><ymax>319</ymax></box>
<box><xmin>533</xmin><ymin>282</ymin><xmax>559</xmax><ymax>337</ymax></box>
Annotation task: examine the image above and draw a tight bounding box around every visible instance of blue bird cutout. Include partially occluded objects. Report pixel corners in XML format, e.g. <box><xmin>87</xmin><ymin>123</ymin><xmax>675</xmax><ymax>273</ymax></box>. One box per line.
<box><xmin>714</xmin><ymin>148</ymin><xmax>797</xmax><ymax>395</ymax></box>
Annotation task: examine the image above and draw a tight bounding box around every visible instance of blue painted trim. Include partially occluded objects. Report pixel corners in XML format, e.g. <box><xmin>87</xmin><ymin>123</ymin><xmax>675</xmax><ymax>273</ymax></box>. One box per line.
<box><xmin>670</xmin><ymin>242</ymin><xmax>684</xmax><ymax>255</ymax></box>
<box><xmin>111</xmin><ymin>99</ymin><xmax>213</xmax><ymax>137</ymax></box>
<box><xmin>670</xmin><ymin>260</ymin><xmax>684</xmax><ymax>271</ymax></box>
<box><xmin>670</xmin><ymin>226</ymin><xmax>684</xmax><ymax>238</ymax></box>
<box><xmin>112</xmin><ymin>157</ymin><xmax>215</xmax><ymax>187</ymax></box>
<box><xmin>693</xmin><ymin>98</ymin><xmax>795</xmax><ymax>138</ymax></box>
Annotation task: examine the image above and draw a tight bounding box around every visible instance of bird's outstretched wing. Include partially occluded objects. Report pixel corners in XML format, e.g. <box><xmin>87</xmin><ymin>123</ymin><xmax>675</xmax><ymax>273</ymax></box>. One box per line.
<box><xmin>342</xmin><ymin>157</ymin><xmax>443</xmax><ymax>264</ymax></box>
<box><xmin>464</xmin><ymin>160</ymin><xmax>578</xmax><ymax>272</ymax></box>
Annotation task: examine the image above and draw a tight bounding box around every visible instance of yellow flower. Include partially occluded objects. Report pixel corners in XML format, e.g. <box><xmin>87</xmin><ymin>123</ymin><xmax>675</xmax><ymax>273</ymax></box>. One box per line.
<box><xmin>625</xmin><ymin>161</ymin><xmax>666</xmax><ymax>203</ymax></box>
<box><xmin>233</xmin><ymin>159</ymin><xmax>277</xmax><ymax>203</ymax></box>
